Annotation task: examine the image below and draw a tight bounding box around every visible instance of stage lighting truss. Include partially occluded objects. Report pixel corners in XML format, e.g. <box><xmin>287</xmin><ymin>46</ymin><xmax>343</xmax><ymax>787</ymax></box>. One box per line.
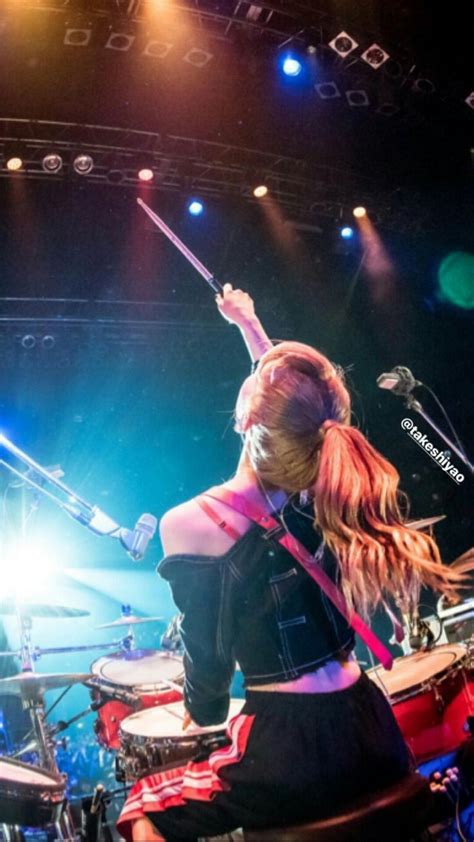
<box><xmin>361</xmin><ymin>44</ymin><xmax>390</xmax><ymax>70</ymax></box>
<box><xmin>329</xmin><ymin>32</ymin><xmax>359</xmax><ymax>58</ymax></box>
<box><xmin>0</xmin><ymin>119</ymin><xmax>429</xmax><ymax>235</ymax></box>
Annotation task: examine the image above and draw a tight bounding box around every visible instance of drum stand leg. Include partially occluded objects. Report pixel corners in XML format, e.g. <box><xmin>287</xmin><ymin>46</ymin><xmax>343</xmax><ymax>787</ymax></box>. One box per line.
<box><xmin>55</xmin><ymin>802</ymin><xmax>76</xmax><ymax>842</ymax></box>
<box><xmin>1</xmin><ymin>826</ymin><xmax>24</xmax><ymax>842</ymax></box>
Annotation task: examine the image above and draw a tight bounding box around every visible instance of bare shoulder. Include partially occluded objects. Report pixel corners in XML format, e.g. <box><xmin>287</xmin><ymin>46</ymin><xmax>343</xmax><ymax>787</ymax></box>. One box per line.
<box><xmin>159</xmin><ymin>489</ymin><xmax>253</xmax><ymax>558</ymax></box>
<box><xmin>159</xmin><ymin>499</ymin><xmax>203</xmax><ymax>556</ymax></box>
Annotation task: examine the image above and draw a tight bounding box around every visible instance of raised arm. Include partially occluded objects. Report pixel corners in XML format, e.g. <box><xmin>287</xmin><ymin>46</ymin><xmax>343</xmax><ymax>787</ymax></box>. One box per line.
<box><xmin>216</xmin><ymin>283</ymin><xmax>272</xmax><ymax>363</ymax></box>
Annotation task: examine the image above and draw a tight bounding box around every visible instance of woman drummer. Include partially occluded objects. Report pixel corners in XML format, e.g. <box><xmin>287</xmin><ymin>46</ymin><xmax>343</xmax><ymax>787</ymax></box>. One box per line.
<box><xmin>118</xmin><ymin>285</ymin><xmax>469</xmax><ymax>842</ymax></box>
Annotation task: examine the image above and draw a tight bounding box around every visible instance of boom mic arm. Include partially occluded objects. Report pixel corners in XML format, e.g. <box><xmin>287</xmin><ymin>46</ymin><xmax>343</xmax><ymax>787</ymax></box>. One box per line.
<box><xmin>0</xmin><ymin>435</ymin><xmax>157</xmax><ymax>560</ymax></box>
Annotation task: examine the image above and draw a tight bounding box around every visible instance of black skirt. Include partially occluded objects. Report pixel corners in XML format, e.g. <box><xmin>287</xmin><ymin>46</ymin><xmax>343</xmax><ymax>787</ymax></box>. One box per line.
<box><xmin>117</xmin><ymin>672</ymin><xmax>410</xmax><ymax>842</ymax></box>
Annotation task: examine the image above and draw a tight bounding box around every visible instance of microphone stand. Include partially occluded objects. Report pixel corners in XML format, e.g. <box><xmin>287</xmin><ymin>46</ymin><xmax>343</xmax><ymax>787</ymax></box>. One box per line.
<box><xmin>404</xmin><ymin>394</ymin><xmax>474</xmax><ymax>475</ymax></box>
<box><xmin>0</xmin><ymin>435</ymin><xmax>155</xmax><ymax>553</ymax></box>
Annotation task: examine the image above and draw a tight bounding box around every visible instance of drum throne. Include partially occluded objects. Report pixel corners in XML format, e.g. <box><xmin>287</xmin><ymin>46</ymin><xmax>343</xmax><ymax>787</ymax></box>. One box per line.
<box><xmin>241</xmin><ymin>772</ymin><xmax>434</xmax><ymax>841</ymax></box>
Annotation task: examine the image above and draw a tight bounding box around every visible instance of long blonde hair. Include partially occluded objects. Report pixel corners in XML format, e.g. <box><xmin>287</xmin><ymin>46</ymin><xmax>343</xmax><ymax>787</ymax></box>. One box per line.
<box><xmin>242</xmin><ymin>341</ymin><xmax>470</xmax><ymax>619</ymax></box>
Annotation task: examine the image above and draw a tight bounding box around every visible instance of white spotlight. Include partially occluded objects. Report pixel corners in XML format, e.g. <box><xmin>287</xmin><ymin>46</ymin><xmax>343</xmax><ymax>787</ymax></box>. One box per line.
<box><xmin>465</xmin><ymin>92</ymin><xmax>474</xmax><ymax>110</ymax></box>
<box><xmin>73</xmin><ymin>154</ymin><xmax>94</xmax><ymax>175</ymax></box>
<box><xmin>361</xmin><ymin>44</ymin><xmax>390</xmax><ymax>70</ymax></box>
<box><xmin>329</xmin><ymin>32</ymin><xmax>358</xmax><ymax>58</ymax></box>
<box><xmin>2</xmin><ymin>537</ymin><xmax>59</xmax><ymax>599</ymax></box>
<box><xmin>42</xmin><ymin>153</ymin><xmax>63</xmax><ymax>174</ymax></box>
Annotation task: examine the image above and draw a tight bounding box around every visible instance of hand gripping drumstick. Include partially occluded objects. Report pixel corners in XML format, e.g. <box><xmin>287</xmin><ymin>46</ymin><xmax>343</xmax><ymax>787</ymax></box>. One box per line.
<box><xmin>137</xmin><ymin>197</ymin><xmax>223</xmax><ymax>293</ymax></box>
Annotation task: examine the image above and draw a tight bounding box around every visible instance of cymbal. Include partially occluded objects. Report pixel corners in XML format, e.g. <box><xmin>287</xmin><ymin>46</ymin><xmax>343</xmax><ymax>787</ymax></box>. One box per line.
<box><xmin>0</xmin><ymin>671</ymin><xmax>93</xmax><ymax>697</ymax></box>
<box><xmin>96</xmin><ymin>615</ymin><xmax>163</xmax><ymax>629</ymax></box>
<box><xmin>406</xmin><ymin>515</ymin><xmax>446</xmax><ymax>531</ymax></box>
<box><xmin>0</xmin><ymin>600</ymin><xmax>90</xmax><ymax>619</ymax></box>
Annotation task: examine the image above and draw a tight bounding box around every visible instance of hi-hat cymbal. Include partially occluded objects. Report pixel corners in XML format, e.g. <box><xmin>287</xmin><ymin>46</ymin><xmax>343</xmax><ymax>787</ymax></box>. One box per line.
<box><xmin>0</xmin><ymin>600</ymin><xmax>90</xmax><ymax>619</ymax></box>
<box><xmin>406</xmin><ymin>515</ymin><xmax>446</xmax><ymax>530</ymax></box>
<box><xmin>0</xmin><ymin>671</ymin><xmax>93</xmax><ymax>697</ymax></box>
<box><xmin>96</xmin><ymin>615</ymin><xmax>163</xmax><ymax>629</ymax></box>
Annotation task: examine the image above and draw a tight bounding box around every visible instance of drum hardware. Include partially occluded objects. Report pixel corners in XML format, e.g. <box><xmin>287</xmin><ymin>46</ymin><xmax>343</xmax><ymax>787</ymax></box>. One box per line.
<box><xmin>74</xmin><ymin>784</ymin><xmax>129</xmax><ymax>842</ymax></box>
<box><xmin>0</xmin><ymin>437</ymin><xmax>157</xmax><ymax>562</ymax></box>
<box><xmin>0</xmin><ymin>604</ymin><xmax>94</xmax><ymax>837</ymax></box>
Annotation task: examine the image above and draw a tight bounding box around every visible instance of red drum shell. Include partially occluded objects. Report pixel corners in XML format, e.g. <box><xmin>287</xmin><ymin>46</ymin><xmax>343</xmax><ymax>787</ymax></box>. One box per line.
<box><xmin>90</xmin><ymin>650</ymin><xmax>184</xmax><ymax>750</ymax></box>
<box><xmin>368</xmin><ymin>644</ymin><xmax>474</xmax><ymax>762</ymax></box>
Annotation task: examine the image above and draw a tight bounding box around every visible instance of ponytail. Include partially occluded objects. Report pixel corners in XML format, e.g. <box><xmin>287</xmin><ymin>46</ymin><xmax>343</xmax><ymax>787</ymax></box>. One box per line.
<box><xmin>314</xmin><ymin>422</ymin><xmax>471</xmax><ymax>619</ymax></box>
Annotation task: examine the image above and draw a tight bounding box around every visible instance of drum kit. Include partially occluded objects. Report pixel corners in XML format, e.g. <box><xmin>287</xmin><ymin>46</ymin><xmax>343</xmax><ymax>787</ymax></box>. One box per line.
<box><xmin>0</xmin><ymin>562</ymin><xmax>473</xmax><ymax>839</ymax></box>
<box><xmin>0</xmin><ymin>601</ymin><xmax>244</xmax><ymax>841</ymax></box>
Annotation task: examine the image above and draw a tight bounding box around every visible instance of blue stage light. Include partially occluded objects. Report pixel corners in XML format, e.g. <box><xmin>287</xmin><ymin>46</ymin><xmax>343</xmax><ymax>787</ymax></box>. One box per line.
<box><xmin>341</xmin><ymin>226</ymin><xmax>354</xmax><ymax>239</ymax></box>
<box><xmin>282</xmin><ymin>57</ymin><xmax>302</xmax><ymax>77</ymax></box>
<box><xmin>188</xmin><ymin>200</ymin><xmax>204</xmax><ymax>216</ymax></box>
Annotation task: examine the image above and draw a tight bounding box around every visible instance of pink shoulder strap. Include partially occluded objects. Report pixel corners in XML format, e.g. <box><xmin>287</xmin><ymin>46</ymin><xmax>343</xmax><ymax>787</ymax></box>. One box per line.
<box><xmin>200</xmin><ymin>486</ymin><xmax>394</xmax><ymax>671</ymax></box>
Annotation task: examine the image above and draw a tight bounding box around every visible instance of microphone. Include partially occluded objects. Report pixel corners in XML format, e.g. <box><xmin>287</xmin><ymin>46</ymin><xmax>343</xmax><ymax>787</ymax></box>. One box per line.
<box><xmin>119</xmin><ymin>513</ymin><xmax>158</xmax><ymax>561</ymax></box>
<box><xmin>409</xmin><ymin>609</ymin><xmax>423</xmax><ymax>651</ymax></box>
<box><xmin>376</xmin><ymin>366</ymin><xmax>421</xmax><ymax>397</ymax></box>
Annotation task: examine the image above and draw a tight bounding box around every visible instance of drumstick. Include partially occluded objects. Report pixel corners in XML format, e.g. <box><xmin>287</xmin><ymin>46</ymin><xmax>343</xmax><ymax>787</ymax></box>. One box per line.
<box><xmin>136</xmin><ymin>198</ymin><xmax>223</xmax><ymax>293</ymax></box>
<box><xmin>160</xmin><ymin>678</ymin><xmax>185</xmax><ymax>695</ymax></box>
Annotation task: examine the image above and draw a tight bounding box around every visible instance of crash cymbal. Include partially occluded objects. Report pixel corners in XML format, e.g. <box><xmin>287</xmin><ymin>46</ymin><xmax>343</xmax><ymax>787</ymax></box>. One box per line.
<box><xmin>406</xmin><ymin>515</ymin><xmax>446</xmax><ymax>530</ymax></box>
<box><xmin>0</xmin><ymin>600</ymin><xmax>90</xmax><ymax>619</ymax></box>
<box><xmin>96</xmin><ymin>615</ymin><xmax>163</xmax><ymax>629</ymax></box>
<box><xmin>0</xmin><ymin>671</ymin><xmax>93</xmax><ymax>697</ymax></box>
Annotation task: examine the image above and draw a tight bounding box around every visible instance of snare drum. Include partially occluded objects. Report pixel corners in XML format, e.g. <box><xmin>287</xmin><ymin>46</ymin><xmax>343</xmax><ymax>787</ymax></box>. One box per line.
<box><xmin>0</xmin><ymin>757</ymin><xmax>65</xmax><ymax>826</ymax></box>
<box><xmin>117</xmin><ymin>699</ymin><xmax>244</xmax><ymax>782</ymax></box>
<box><xmin>367</xmin><ymin>643</ymin><xmax>474</xmax><ymax>762</ymax></box>
<box><xmin>90</xmin><ymin>649</ymin><xmax>184</xmax><ymax>749</ymax></box>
